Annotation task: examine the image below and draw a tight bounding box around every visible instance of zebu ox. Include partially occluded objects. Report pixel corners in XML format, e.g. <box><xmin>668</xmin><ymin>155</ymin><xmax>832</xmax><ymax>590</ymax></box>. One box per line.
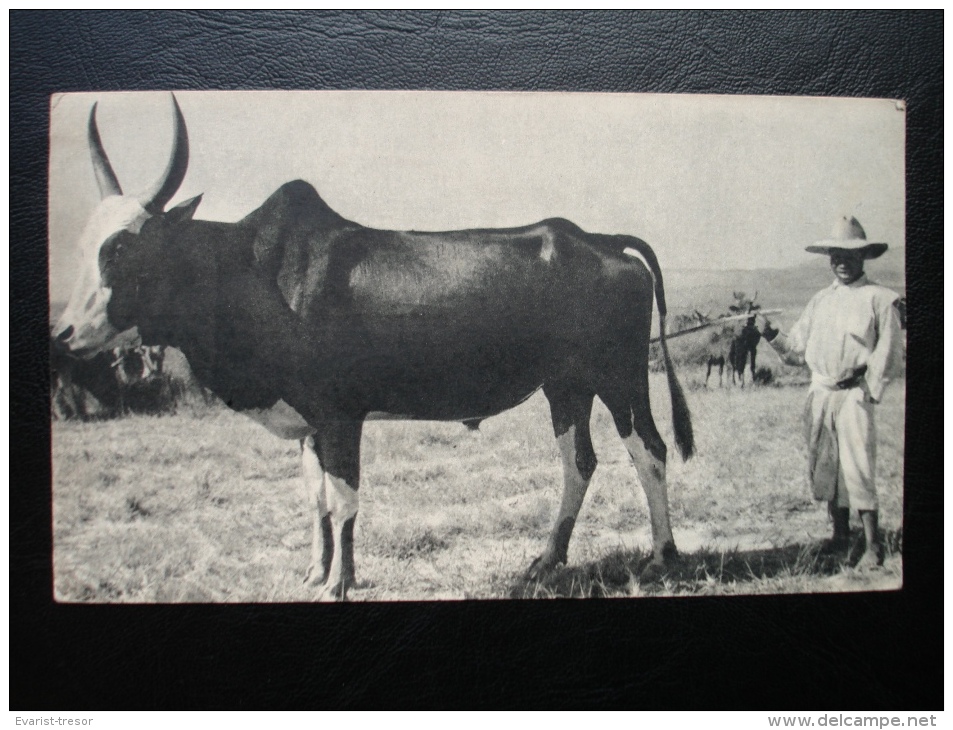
<box><xmin>728</xmin><ymin>317</ymin><xmax>762</xmax><ymax>387</ymax></box>
<box><xmin>52</xmin><ymin>96</ymin><xmax>695</xmax><ymax>599</ymax></box>
<box><xmin>705</xmin><ymin>320</ymin><xmax>762</xmax><ymax>388</ymax></box>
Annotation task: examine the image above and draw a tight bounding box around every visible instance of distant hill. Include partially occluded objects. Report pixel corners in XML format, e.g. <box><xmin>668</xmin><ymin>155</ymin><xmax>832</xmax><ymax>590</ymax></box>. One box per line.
<box><xmin>663</xmin><ymin>246</ymin><xmax>905</xmax><ymax>332</ymax></box>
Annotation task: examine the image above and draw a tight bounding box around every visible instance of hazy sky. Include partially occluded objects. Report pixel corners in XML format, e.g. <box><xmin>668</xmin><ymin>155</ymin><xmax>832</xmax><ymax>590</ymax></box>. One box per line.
<box><xmin>48</xmin><ymin>91</ymin><xmax>905</xmax><ymax>301</ymax></box>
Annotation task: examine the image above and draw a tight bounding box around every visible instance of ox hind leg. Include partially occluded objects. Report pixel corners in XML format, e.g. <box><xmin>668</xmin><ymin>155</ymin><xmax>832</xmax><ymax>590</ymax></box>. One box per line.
<box><xmin>601</xmin><ymin>384</ymin><xmax>677</xmax><ymax>579</ymax></box>
<box><xmin>304</xmin><ymin>421</ymin><xmax>363</xmax><ymax>600</ymax></box>
<box><xmin>527</xmin><ymin>381</ymin><xmax>597</xmax><ymax>578</ymax></box>
<box><xmin>707</xmin><ymin>356</ymin><xmax>725</xmax><ymax>388</ymax></box>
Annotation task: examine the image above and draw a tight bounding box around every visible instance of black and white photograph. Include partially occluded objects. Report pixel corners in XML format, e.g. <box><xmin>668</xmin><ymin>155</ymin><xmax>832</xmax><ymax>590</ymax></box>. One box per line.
<box><xmin>48</xmin><ymin>90</ymin><xmax>906</xmax><ymax>602</ymax></box>
<box><xmin>14</xmin><ymin>10</ymin><xmax>942</xmax><ymax>711</ymax></box>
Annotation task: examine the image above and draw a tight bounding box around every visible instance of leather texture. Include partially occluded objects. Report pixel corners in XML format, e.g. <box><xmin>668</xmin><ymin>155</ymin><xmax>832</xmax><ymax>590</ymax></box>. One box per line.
<box><xmin>11</xmin><ymin>10</ymin><xmax>942</xmax><ymax>710</ymax></box>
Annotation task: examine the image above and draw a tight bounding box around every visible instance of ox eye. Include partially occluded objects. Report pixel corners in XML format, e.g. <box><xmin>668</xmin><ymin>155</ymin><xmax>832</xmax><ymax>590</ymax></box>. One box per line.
<box><xmin>99</xmin><ymin>235</ymin><xmax>121</xmax><ymax>265</ymax></box>
<box><xmin>99</xmin><ymin>234</ymin><xmax>133</xmax><ymax>288</ymax></box>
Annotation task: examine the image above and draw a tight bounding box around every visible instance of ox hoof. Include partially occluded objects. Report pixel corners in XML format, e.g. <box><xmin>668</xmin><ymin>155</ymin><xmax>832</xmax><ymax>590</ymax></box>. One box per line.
<box><xmin>525</xmin><ymin>553</ymin><xmax>563</xmax><ymax>581</ymax></box>
<box><xmin>313</xmin><ymin>572</ymin><xmax>355</xmax><ymax>602</ymax></box>
<box><xmin>638</xmin><ymin>560</ymin><xmax>669</xmax><ymax>584</ymax></box>
<box><xmin>303</xmin><ymin>564</ymin><xmax>329</xmax><ymax>587</ymax></box>
<box><xmin>639</xmin><ymin>543</ymin><xmax>678</xmax><ymax>584</ymax></box>
<box><xmin>315</xmin><ymin>580</ymin><xmax>351</xmax><ymax>602</ymax></box>
<box><xmin>853</xmin><ymin>546</ymin><xmax>884</xmax><ymax>571</ymax></box>
<box><xmin>317</xmin><ymin>586</ymin><xmax>345</xmax><ymax>603</ymax></box>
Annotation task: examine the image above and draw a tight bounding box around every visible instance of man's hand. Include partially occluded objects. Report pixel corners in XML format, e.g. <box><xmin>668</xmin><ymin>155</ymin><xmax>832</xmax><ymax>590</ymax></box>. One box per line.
<box><xmin>835</xmin><ymin>365</ymin><xmax>869</xmax><ymax>393</ymax></box>
<box><xmin>860</xmin><ymin>379</ymin><xmax>879</xmax><ymax>404</ymax></box>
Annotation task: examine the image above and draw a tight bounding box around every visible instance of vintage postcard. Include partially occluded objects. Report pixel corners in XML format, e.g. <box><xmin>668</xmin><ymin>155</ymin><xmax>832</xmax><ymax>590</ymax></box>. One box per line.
<box><xmin>49</xmin><ymin>91</ymin><xmax>905</xmax><ymax>601</ymax></box>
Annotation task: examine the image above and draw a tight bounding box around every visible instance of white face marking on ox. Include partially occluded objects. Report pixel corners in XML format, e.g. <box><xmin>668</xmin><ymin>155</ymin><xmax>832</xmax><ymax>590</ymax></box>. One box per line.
<box><xmin>621</xmin><ymin>433</ymin><xmax>674</xmax><ymax>559</ymax></box>
<box><xmin>242</xmin><ymin>399</ymin><xmax>315</xmax><ymax>440</ymax></box>
<box><xmin>54</xmin><ymin>196</ymin><xmax>151</xmax><ymax>355</ymax></box>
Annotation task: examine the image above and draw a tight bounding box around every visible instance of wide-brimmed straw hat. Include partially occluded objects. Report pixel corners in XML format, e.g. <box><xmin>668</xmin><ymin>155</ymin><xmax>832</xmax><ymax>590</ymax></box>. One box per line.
<box><xmin>805</xmin><ymin>216</ymin><xmax>888</xmax><ymax>259</ymax></box>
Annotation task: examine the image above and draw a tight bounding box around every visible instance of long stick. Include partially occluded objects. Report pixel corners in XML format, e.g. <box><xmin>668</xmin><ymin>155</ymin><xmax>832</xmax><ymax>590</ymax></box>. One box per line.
<box><xmin>650</xmin><ymin>309</ymin><xmax>783</xmax><ymax>343</ymax></box>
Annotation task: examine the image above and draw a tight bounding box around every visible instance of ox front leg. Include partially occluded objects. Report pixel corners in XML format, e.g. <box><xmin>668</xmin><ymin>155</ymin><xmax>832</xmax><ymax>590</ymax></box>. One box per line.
<box><xmin>529</xmin><ymin>384</ymin><xmax>596</xmax><ymax>579</ymax></box>
<box><xmin>301</xmin><ymin>435</ymin><xmax>333</xmax><ymax>587</ymax></box>
<box><xmin>313</xmin><ymin>421</ymin><xmax>363</xmax><ymax>601</ymax></box>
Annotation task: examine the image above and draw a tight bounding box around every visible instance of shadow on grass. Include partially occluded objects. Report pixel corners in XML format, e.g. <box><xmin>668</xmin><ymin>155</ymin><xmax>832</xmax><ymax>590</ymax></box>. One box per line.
<box><xmin>507</xmin><ymin>528</ymin><xmax>902</xmax><ymax>598</ymax></box>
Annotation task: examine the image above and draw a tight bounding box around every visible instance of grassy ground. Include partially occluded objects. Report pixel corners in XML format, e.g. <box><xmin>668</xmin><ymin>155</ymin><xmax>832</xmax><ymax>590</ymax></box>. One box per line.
<box><xmin>52</xmin><ymin>372</ymin><xmax>905</xmax><ymax>601</ymax></box>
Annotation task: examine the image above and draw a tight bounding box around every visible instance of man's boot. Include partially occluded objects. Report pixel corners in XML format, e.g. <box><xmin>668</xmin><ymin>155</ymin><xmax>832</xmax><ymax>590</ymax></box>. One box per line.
<box><xmin>855</xmin><ymin>510</ymin><xmax>883</xmax><ymax>569</ymax></box>
<box><xmin>822</xmin><ymin>504</ymin><xmax>850</xmax><ymax>555</ymax></box>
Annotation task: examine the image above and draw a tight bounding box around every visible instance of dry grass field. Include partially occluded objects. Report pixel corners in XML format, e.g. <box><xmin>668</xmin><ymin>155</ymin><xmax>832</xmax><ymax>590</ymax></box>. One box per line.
<box><xmin>52</xmin><ymin>370</ymin><xmax>905</xmax><ymax>602</ymax></box>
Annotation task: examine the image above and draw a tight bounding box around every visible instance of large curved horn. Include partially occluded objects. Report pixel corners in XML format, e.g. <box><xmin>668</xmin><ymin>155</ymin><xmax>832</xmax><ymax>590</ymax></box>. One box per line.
<box><xmin>88</xmin><ymin>103</ymin><xmax>123</xmax><ymax>199</ymax></box>
<box><xmin>139</xmin><ymin>94</ymin><xmax>189</xmax><ymax>214</ymax></box>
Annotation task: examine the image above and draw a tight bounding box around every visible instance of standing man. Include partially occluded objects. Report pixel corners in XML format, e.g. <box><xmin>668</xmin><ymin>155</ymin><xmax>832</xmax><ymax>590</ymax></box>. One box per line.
<box><xmin>759</xmin><ymin>216</ymin><xmax>904</xmax><ymax>569</ymax></box>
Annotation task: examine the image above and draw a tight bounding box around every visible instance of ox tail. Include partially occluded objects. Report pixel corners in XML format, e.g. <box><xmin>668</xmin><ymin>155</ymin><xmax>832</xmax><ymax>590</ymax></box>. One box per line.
<box><xmin>620</xmin><ymin>237</ymin><xmax>695</xmax><ymax>461</ymax></box>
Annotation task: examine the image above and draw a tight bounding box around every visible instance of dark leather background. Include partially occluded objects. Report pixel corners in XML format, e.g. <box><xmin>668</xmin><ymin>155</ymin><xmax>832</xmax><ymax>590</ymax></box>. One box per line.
<box><xmin>11</xmin><ymin>11</ymin><xmax>942</xmax><ymax>710</ymax></box>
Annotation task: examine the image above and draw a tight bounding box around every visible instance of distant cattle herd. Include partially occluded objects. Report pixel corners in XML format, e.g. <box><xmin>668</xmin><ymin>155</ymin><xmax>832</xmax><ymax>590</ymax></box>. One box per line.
<box><xmin>51</xmin><ymin>342</ymin><xmax>175</xmax><ymax>420</ymax></box>
<box><xmin>705</xmin><ymin>292</ymin><xmax>763</xmax><ymax>388</ymax></box>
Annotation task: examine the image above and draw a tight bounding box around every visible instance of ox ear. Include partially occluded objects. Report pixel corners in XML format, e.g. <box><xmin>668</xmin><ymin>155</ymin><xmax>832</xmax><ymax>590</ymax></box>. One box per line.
<box><xmin>165</xmin><ymin>194</ymin><xmax>203</xmax><ymax>225</ymax></box>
